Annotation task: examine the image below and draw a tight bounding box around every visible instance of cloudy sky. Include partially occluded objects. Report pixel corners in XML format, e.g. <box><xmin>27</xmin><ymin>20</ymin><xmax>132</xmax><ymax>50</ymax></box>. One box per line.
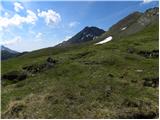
<box><xmin>0</xmin><ymin>0</ymin><xmax>158</xmax><ymax>52</ymax></box>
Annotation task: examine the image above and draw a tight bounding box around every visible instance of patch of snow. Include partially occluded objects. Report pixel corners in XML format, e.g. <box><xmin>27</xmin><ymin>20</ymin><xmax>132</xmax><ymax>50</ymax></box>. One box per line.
<box><xmin>95</xmin><ymin>36</ymin><xmax>112</xmax><ymax>45</ymax></box>
<box><xmin>121</xmin><ymin>27</ymin><xmax>127</xmax><ymax>31</ymax></box>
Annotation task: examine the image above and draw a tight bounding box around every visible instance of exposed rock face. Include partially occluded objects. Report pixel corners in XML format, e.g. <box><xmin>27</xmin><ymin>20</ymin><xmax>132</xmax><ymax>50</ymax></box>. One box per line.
<box><xmin>138</xmin><ymin>7</ymin><xmax>159</xmax><ymax>26</ymax></box>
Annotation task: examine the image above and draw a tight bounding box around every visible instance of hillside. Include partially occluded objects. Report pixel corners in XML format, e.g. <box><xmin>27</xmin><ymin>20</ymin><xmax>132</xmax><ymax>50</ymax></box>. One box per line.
<box><xmin>1</xmin><ymin>7</ymin><xmax>159</xmax><ymax>119</ymax></box>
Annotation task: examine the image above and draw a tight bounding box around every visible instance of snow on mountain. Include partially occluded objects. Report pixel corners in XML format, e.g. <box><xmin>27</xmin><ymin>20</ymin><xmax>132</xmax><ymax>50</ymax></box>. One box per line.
<box><xmin>95</xmin><ymin>36</ymin><xmax>113</xmax><ymax>45</ymax></box>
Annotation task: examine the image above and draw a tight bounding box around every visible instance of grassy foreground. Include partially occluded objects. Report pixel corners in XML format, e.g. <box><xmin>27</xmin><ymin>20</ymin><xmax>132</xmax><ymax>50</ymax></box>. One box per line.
<box><xmin>1</xmin><ymin>23</ymin><xmax>159</xmax><ymax>118</ymax></box>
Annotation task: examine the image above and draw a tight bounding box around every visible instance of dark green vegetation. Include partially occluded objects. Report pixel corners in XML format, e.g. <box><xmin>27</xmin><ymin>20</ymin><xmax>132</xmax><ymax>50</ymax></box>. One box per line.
<box><xmin>1</xmin><ymin>7</ymin><xmax>159</xmax><ymax>118</ymax></box>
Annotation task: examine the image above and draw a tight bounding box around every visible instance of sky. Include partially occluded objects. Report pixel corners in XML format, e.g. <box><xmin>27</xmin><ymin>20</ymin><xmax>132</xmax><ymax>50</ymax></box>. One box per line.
<box><xmin>0</xmin><ymin>0</ymin><xmax>159</xmax><ymax>52</ymax></box>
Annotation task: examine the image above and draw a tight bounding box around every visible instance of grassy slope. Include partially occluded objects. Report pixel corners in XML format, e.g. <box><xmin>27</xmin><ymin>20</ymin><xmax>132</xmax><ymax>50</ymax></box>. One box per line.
<box><xmin>1</xmin><ymin>23</ymin><xmax>159</xmax><ymax>118</ymax></box>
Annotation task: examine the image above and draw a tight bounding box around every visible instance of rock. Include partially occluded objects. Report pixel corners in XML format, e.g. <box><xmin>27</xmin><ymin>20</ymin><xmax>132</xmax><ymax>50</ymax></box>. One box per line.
<box><xmin>22</xmin><ymin>57</ymin><xmax>57</xmax><ymax>74</ymax></box>
<box><xmin>46</xmin><ymin>57</ymin><xmax>56</xmax><ymax>64</ymax></box>
<box><xmin>127</xmin><ymin>48</ymin><xmax>135</xmax><ymax>54</ymax></box>
<box><xmin>108</xmin><ymin>73</ymin><xmax>114</xmax><ymax>77</ymax></box>
<box><xmin>138</xmin><ymin>50</ymin><xmax>159</xmax><ymax>58</ymax></box>
<box><xmin>143</xmin><ymin>77</ymin><xmax>159</xmax><ymax>88</ymax></box>
<box><xmin>105</xmin><ymin>86</ymin><xmax>112</xmax><ymax>97</ymax></box>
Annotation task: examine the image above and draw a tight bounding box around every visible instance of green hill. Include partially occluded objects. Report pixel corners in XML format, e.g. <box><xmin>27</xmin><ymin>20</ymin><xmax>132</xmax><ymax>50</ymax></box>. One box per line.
<box><xmin>1</xmin><ymin>8</ymin><xmax>159</xmax><ymax>119</ymax></box>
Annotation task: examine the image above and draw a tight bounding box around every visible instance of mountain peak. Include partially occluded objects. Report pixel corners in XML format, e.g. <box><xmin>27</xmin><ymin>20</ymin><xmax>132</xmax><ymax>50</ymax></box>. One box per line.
<box><xmin>57</xmin><ymin>26</ymin><xmax>105</xmax><ymax>47</ymax></box>
<box><xmin>1</xmin><ymin>45</ymin><xmax>19</xmax><ymax>54</ymax></box>
<box><xmin>144</xmin><ymin>7</ymin><xmax>159</xmax><ymax>16</ymax></box>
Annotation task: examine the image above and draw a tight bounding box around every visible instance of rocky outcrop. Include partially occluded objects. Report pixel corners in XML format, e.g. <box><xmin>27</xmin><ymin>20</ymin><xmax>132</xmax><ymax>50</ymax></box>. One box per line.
<box><xmin>22</xmin><ymin>57</ymin><xmax>57</xmax><ymax>74</ymax></box>
<box><xmin>143</xmin><ymin>77</ymin><xmax>159</xmax><ymax>88</ymax></box>
<box><xmin>138</xmin><ymin>50</ymin><xmax>159</xmax><ymax>58</ymax></box>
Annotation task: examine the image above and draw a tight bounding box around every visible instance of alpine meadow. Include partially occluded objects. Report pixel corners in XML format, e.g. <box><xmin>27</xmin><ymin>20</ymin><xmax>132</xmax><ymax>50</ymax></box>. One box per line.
<box><xmin>1</xmin><ymin>1</ymin><xmax>159</xmax><ymax>119</ymax></box>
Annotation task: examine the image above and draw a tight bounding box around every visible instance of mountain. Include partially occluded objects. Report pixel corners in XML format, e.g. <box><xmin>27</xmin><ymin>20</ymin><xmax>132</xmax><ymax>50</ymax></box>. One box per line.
<box><xmin>1</xmin><ymin>46</ymin><xmax>20</xmax><ymax>60</ymax></box>
<box><xmin>57</xmin><ymin>26</ymin><xmax>105</xmax><ymax>47</ymax></box>
<box><xmin>1</xmin><ymin>45</ymin><xmax>19</xmax><ymax>54</ymax></box>
<box><xmin>94</xmin><ymin>7</ymin><xmax>159</xmax><ymax>42</ymax></box>
<box><xmin>1</xmin><ymin>7</ymin><xmax>159</xmax><ymax>119</ymax></box>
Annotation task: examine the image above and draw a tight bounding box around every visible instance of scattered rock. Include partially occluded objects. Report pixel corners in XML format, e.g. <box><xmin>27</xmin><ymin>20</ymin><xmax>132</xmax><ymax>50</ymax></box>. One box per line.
<box><xmin>22</xmin><ymin>57</ymin><xmax>57</xmax><ymax>74</ymax></box>
<box><xmin>108</xmin><ymin>73</ymin><xmax>114</xmax><ymax>78</ymax></box>
<box><xmin>138</xmin><ymin>50</ymin><xmax>159</xmax><ymax>58</ymax></box>
<box><xmin>143</xmin><ymin>77</ymin><xmax>159</xmax><ymax>88</ymax></box>
<box><xmin>46</xmin><ymin>57</ymin><xmax>57</xmax><ymax>64</ymax></box>
<box><xmin>127</xmin><ymin>48</ymin><xmax>135</xmax><ymax>54</ymax></box>
<box><xmin>105</xmin><ymin>86</ymin><xmax>112</xmax><ymax>97</ymax></box>
<box><xmin>131</xmin><ymin>79</ymin><xmax>137</xmax><ymax>83</ymax></box>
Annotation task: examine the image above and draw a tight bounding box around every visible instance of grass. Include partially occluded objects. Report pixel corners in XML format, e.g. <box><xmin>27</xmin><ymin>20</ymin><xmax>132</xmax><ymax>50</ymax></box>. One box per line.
<box><xmin>1</xmin><ymin>23</ymin><xmax>159</xmax><ymax>118</ymax></box>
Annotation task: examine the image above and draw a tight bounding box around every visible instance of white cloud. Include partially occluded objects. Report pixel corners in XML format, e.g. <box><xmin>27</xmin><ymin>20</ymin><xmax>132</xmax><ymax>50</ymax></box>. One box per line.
<box><xmin>38</xmin><ymin>9</ymin><xmax>61</xmax><ymax>25</ymax></box>
<box><xmin>35</xmin><ymin>32</ymin><xmax>43</xmax><ymax>39</ymax></box>
<box><xmin>143</xmin><ymin>0</ymin><xmax>152</xmax><ymax>4</ymax></box>
<box><xmin>4</xmin><ymin>12</ymin><xmax>9</xmax><ymax>17</ymax></box>
<box><xmin>14</xmin><ymin>2</ymin><xmax>24</xmax><ymax>12</ymax></box>
<box><xmin>0</xmin><ymin>9</ymin><xmax>38</xmax><ymax>28</ymax></box>
<box><xmin>63</xmin><ymin>36</ymin><xmax>72</xmax><ymax>41</ymax></box>
<box><xmin>0</xmin><ymin>36</ymin><xmax>22</xmax><ymax>45</ymax></box>
<box><xmin>26</xmin><ymin>10</ymin><xmax>38</xmax><ymax>24</ymax></box>
<box><xmin>69</xmin><ymin>21</ymin><xmax>80</xmax><ymax>28</ymax></box>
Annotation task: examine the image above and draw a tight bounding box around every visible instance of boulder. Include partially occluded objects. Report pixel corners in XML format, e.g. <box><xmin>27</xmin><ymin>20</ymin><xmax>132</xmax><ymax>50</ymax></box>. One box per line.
<box><xmin>46</xmin><ymin>57</ymin><xmax>56</xmax><ymax>64</ymax></box>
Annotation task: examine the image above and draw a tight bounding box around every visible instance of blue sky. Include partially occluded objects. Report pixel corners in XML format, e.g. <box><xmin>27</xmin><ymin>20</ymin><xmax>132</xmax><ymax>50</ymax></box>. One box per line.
<box><xmin>0</xmin><ymin>0</ymin><xmax>159</xmax><ymax>52</ymax></box>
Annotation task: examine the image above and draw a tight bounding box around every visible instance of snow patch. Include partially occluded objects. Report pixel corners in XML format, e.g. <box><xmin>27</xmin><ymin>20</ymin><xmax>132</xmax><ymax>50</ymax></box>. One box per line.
<box><xmin>121</xmin><ymin>27</ymin><xmax>127</xmax><ymax>31</ymax></box>
<box><xmin>95</xmin><ymin>36</ymin><xmax>112</xmax><ymax>45</ymax></box>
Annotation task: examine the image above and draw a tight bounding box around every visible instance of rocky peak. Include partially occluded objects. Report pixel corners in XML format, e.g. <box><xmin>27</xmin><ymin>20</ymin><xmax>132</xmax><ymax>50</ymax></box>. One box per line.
<box><xmin>144</xmin><ymin>7</ymin><xmax>159</xmax><ymax>17</ymax></box>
